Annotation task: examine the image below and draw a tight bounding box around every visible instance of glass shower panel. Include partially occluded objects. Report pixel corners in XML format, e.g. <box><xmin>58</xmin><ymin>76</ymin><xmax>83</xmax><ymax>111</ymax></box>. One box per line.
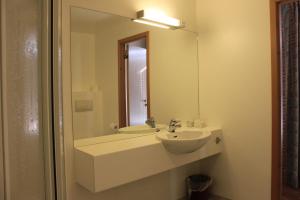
<box><xmin>2</xmin><ymin>0</ymin><xmax>47</xmax><ymax>199</ymax></box>
<box><xmin>128</xmin><ymin>46</ymin><xmax>148</xmax><ymax>126</ymax></box>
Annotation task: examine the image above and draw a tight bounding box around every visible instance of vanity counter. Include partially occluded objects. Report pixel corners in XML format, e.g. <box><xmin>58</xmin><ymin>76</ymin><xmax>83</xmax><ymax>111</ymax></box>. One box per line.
<box><xmin>74</xmin><ymin>127</ymin><xmax>223</xmax><ymax>193</ymax></box>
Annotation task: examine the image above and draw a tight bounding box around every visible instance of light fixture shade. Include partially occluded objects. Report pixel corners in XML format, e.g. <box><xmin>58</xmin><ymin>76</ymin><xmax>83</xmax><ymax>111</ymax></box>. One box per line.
<box><xmin>133</xmin><ymin>10</ymin><xmax>185</xmax><ymax>29</ymax></box>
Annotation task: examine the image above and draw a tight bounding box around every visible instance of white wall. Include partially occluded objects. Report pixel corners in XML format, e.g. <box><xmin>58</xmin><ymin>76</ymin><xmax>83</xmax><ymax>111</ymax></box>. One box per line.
<box><xmin>196</xmin><ymin>0</ymin><xmax>272</xmax><ymax>199</ymax></box>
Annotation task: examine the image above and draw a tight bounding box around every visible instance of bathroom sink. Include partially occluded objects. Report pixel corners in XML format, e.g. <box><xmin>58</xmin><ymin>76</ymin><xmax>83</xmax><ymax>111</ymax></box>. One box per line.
<box><xmin>156</xmin><ymin>128</ymin><xmax>211</xmax><ymax>154</ymax></box>
<box><xmin>118</xmin><ymin>124</ymin><xmax>166</xmax><ymax>134</ymax></box>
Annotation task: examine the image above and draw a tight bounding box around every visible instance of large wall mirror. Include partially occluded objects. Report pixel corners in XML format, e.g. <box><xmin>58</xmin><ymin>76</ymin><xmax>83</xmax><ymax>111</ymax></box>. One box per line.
<box><xmin>70</xmin><ymin>7</ymin><xmax>199</xmax><ymax>142</ymax></box>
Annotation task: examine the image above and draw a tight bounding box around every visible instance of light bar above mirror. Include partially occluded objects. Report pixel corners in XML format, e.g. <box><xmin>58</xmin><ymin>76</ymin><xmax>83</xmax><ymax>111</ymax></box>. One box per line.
<box><xmin>133</xmin><ymin>10</ymin><xmax>185</xmax><ymax>29</ymax></box>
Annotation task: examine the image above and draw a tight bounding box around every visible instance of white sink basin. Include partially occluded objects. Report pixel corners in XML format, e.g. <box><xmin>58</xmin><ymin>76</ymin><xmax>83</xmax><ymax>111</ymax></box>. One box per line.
<box><xmin>156</xmin><ymin>128</ymin><xmax>211</xmax><ymax>154</ymax></box>
<box><xmin>118</xmin><ymin>124</ymin><xmax>166</xmax><ymax>134</ymax></box>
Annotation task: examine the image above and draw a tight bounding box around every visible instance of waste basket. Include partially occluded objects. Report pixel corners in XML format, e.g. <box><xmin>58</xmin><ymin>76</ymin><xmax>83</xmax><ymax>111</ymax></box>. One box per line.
<box><xmin>186</xmin><ymin>175</ymin><xmax>213</xmax><ymax>200</ymax></box>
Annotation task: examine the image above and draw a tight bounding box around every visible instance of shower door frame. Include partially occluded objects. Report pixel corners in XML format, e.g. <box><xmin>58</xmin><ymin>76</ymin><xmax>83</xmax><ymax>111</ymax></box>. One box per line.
<box><xmin>52</xmin><ymin>0</ymin><xmax>67</xmax><ymax>199</ymax></box>
<box><xmin>0</xmin><ymin>0</ymin><xmax>66</xmax><ymax>199</ymax></box>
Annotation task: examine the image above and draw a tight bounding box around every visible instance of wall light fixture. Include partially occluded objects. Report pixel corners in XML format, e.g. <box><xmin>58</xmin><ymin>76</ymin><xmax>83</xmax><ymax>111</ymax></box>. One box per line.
<box><xmin>132</xmin><ymin>10</ymin><xmax>185</xmax><ymax>29</ymax></box>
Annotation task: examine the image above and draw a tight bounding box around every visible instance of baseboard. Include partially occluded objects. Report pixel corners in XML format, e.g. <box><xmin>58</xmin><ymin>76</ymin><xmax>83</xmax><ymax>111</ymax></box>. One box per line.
<box><xmin>178</xmin><ymin>194</ymin><xmax>231</xmax><ymax>200</ymax></box>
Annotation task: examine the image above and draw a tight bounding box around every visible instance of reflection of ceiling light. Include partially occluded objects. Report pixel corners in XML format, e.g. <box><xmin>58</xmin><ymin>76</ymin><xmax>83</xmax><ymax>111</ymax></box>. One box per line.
<box><xmin>133</xmin><ymin>10</ymin><xmax>185</xmax><ymax>29</ymax></box>
<box><xmin>133</xmin><ymin>19</ymin><xmax>170</xmax><ymax>29</ymax></box>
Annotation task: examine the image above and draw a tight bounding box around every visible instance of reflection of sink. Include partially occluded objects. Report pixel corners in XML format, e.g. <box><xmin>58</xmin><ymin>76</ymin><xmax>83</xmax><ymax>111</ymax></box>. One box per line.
<box><xmin>118</xmin><ymin>124</ymin><xmax>166</xmax><ymax>134</ymax></box>
<box><xmin>156</xmin><ymin>128</ymin><xmax>211</xmax><ymax>154</ymax></box>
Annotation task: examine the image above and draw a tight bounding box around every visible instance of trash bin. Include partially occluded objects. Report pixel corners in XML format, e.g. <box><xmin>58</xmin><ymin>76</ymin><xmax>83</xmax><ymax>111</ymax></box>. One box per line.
<box><xmin>186</xmin><ymin>175</ymin><xmax>213</xmax><ymax>200</ymax></box>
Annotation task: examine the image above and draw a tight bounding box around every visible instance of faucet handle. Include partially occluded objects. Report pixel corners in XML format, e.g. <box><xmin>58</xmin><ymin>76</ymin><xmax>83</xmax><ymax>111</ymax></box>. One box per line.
<box><xmin>169</xmin><ymin>118</ymin><xmax>181</xmax><ymax>124</ymax></box>
<box><xmin>145</xmin><ymin>117</ymin><xmax>156</xmax><ymax>128</ymax></box>
<box><xmin>168</xmin><ymin>118</ymin><xmax>181</xmax><ymax>132</ymax></box>
<box><xmin>169</xmin><ymin>119</ymin><xmax>182</xmax><ymax>128</ymax></box>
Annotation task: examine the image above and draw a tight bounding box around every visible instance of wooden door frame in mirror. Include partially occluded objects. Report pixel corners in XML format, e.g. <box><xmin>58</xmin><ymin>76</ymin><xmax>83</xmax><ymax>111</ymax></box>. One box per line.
<box><xmin>118</xmin><ymin>31</ymin><xmax>150</xmax><ymax>128</ymax></box>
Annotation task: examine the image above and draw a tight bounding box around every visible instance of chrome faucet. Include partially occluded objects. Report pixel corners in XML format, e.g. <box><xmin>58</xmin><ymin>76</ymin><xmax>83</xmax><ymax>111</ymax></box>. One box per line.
<box><xmin>168</xmin><ymin>119</ymin><xmax>181</xmax><ymax>132</ymax></box>
<box><xmin>145</xmin><ymin>117</ymin><xmax>156</xmax><ymax>128</ymax></box>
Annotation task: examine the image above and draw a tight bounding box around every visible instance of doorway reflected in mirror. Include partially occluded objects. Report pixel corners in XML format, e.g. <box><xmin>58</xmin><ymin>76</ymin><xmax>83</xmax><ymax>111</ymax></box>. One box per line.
<box><xmin>118</xmin><ymin>32</ymin><xmax>150</xmax><ymax>127</ymax></box>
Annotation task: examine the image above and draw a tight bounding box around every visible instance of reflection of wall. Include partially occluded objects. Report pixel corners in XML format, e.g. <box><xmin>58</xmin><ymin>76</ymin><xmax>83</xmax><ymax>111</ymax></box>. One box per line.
<box><xmin>71</xmin><ymin>32</ymin><xmax>103</xmax><ymax>139</ymax></box>
<box><xmin>196</xmin><ymin>0</ymin><xmax>271</xmax><ymax>200</ymax></box>
<box><xmin>71</xmin><ymin>32</ymin><xmax>96</xmax><ymax>91</ymax></box>
<box><xmin>150</xmin><ymin>29</ymin><xmax>198</xmax><ymax>122</ymax></box>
